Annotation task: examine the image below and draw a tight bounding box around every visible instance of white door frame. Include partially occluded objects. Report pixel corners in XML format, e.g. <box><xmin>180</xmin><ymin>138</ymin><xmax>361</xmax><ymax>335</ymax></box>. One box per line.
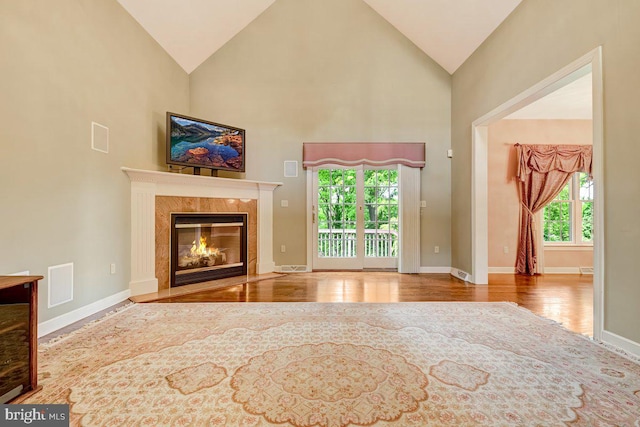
<box><xmin>470</xmin><ymin>47</ymin><xmax>604</xmax><ymax>340</ymax></box>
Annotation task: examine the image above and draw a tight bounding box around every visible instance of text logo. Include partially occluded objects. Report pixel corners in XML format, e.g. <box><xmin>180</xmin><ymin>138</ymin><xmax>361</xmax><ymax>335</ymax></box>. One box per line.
<box><xmin>1</xmin><ymin>405</ymin><xmax>69</xmax><ymax>426</ymax></box>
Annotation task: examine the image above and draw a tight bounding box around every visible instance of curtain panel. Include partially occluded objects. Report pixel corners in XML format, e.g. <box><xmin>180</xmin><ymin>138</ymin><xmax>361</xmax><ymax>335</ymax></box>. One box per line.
<box><xmin>515</xmin><ymin>144</ymin><xmax>593</xmax><ymax>275</ymax></box>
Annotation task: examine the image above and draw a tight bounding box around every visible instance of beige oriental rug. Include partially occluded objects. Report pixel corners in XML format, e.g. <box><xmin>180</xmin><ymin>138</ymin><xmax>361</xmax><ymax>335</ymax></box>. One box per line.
<box><xmin>24</xmin><ymin>302</ymin><xmax>640</xmax><ymax>426</ymax></box>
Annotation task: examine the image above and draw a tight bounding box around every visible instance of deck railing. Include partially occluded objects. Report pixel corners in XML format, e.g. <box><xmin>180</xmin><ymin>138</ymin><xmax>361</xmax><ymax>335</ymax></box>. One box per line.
<box><xmin>318</xmin><ymin>229</ymin><xmax>398</xmax><ymax>258</ymax></box>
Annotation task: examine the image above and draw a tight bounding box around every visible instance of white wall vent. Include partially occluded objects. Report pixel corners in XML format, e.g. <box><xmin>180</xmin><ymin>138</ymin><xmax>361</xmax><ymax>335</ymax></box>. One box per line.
<box><xmin>284</xmin><ymin>160</ymin><xmax>298</xmax><ymax>178</ymax></box>
<box><xmin>278</xmin><ymin>265</ymin><xmax>308</xmax><ymax>272</ymax></box>
<box><xmin>91</xmin><ymin>121</ymin><xmax>109</xmax><ymax>153</ymax></box>
<box><xmin>48</xmin><ymin>262</ymin><xmax>74</xmax><ymax>308</ymax></box>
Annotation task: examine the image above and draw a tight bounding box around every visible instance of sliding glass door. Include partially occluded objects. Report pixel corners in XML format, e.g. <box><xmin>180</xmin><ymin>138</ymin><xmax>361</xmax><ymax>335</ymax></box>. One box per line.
<box><xmin>312</xmin><ymin>166</ymin><xmax>398</xmax><ymax>270</ymax></box>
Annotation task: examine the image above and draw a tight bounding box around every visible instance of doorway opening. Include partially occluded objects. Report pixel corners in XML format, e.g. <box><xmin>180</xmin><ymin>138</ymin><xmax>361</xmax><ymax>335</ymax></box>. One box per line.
<box><xmin>471</xmin><ymin>47</ymin><xmax>603</xmax><ymax>339</ymax></box>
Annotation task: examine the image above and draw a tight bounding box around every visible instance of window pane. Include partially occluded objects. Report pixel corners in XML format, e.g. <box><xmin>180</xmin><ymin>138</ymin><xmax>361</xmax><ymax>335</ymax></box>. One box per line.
<box><xmin>376</xmin><ymin>170</ymin><xmax>390</xmax><ymax>186</ymax></box>
<box><xmin>556</xmin><ymin>183</ymin><xmax>570</xmax><ymax>200</ymax></box>
<box><xmin>318</xmin><ymin>204</ymin><xmax>329</xmax><ymax>223</ymax></box>
<box><xmin>377</xmin><ymin>205</ymin><xmax>389</xmax><ymax>222</ymax></box>
<box><xmin>364</xmin><ymin>186</ymin><xmax>376</xmax><ymax>201</ymax></box>
<box><xmin>582</xmin><ymin>201</ymin><xmax>593</xmax><ymax>242</ymax></box>
<box><xmin>364</xmin><ymin>170</ymin><xmax>375</xmax><ymax>183</ymax></box>
<box><xmin>318</xmin><ymin>169</ymin><xmax>331</xmax><ymax>185</ymax></box>
<box><xmin>560</xmin><ymin>202</ymin><xmax>570</xmax><ymax>221</ymax></box>
<box><xmin>389</xmin><ymin>205</ymin><xmax>398</xmax><ymax>221</ymax></box>
<box><xmin>376</xmin><ymin>187</ymin><xmax>390</xmax><ymax>199</ymax></box>
<box><xmin>319</xmin><ymin>187</ymin><xmax>330</xmax><ymax>204</ymax></box>
<box><xmin>388</xmin><ymin>170</ymin><xmax>398</xmax><ymax>185</ymax></box>
<box><xmin>579</xmin><ymin>173</ymin><xmax>593</xmax><ymax>201</ymax></box>
<box><xmin>343</xmin><ymin>185</ymin><xmax>356</xmax><ymax>203</ymax></box>
<box><xmin>343</xmin><ymin>170</ymin><xmax>356</xmax><ymax>186</ymax></box>
<box><xmin>364</xmin><ymin>204</ymin><xmax>375</xmax><ymax>222</ymax></box>
<box><xmin>330</xmin><ymin>205</ymin><xmax>342</xmax><ymax>222</ymax></box>
<box><xmin>330</xmin><ymin>170</ymin><xmax>343</xmax><ymax>185</ymax></box>
<box><xmin>545</xmin><ymin>203</ymin><xmax>561</xmax><ymax>221</ymax></box>
<box><xmin>543</xmin><ymin>201</ymin><xmax>571</xmax><ymax>242</ymax></box>
<box><xmin>345</xmin><ymin>205</ymin><xmax>356</xmax><ymax>222</ymax></box>
<box><xmin>388</xmin><ymin>186</ymin><xmax>399</xmax><ymax>203</ymax></box>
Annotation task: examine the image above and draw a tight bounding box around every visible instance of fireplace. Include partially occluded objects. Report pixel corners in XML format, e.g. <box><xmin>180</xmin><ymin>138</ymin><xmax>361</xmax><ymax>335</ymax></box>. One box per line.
<box><xmin>170</xmin><ymin>213</ymin><xmax>248</xmax><ymax>287</ymax></box>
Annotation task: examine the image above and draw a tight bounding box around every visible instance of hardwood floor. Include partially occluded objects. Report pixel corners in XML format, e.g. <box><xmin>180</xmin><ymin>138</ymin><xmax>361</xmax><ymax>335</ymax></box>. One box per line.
<box><xmin>157</xmin><ymin>272</ymin><xmax>593</xmax><ymax>336</ymax></box>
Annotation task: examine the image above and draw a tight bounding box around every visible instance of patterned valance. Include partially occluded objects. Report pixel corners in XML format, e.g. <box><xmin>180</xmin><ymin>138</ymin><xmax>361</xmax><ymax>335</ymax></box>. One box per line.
<box><xmin>302</xmin><ymin>143</ymin><xmax>425</xmax><ymax>169</ymax></box>
<box><xmin>515</xmin><ymin>144</ymin><xmax>592</xmax><ymax>180</ymax></box>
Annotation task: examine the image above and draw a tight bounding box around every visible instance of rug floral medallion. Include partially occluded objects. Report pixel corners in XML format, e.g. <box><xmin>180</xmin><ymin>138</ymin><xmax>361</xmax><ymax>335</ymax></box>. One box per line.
<box><xmin>26</xmin><ymin>303</ymin><xmax>640</xmax><ymax>426</ymax></box>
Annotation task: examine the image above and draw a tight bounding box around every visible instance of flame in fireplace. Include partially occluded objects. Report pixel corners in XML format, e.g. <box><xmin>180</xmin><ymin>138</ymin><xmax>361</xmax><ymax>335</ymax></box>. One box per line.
<box><xmin>191</xmin><ymin>237</ymin><xmax>220</xmax><ymax>257</ymax></box>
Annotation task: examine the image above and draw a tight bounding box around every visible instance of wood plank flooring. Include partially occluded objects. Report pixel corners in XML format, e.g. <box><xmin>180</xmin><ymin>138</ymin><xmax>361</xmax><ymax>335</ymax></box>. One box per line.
<box><xmin>157</xmin><ymin>272</ymin><xmax>593</xmax><ymax>336</ymax></box>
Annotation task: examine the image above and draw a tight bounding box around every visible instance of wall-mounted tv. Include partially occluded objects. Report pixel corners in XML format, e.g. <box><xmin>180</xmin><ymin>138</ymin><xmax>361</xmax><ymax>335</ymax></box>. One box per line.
<box><xmin>166</xmin><ymin>112</ymin><xmax>245</xmax><ymax>174</ymax></box>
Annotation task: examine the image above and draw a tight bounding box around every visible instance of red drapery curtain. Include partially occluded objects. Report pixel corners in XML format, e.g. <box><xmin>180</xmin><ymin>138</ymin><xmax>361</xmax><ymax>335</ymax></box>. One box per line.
<box><xmin>515</xmin><ymin>144</ymin><xmax>593</xmax><ymax>275</ymax></box>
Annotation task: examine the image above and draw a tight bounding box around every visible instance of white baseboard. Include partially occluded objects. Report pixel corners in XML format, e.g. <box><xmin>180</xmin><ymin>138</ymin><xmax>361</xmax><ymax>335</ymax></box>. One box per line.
<box><xmin>488</xmin><ymin>267</ymin><xmax>516</xmax><ymax>274</ymax></box>
<box><xmin>543</xmin><ymin>267</ymin><xmax>581</xmax><ymax>274</ymax></box>
<box><xmin>129</xmin><ymin>278</ymin><xmax>158</xmax><ymax>296</ymax></box>
<box><xmin>489</xmin><ymin>267</ymin><xmax>588</xmax><ymax>274</ymax></box>
<box><xmin>419</xmin><ymin>266</ymin><xmax>451</xmax><ymax>273</ymax></box>
<box><xmin>38</xmin><ymin>288</ymin><xmax>131</xmax><ymax>338</ymax></box>
<box><xmin>601</xmin><ymin>330</ymin><xmax>640</xmax><ymax>359</ymax></box>
<box><xmin>257</xmin><ymin>261</ymin><xmax>277</xmax><ymax>275</ymax></box>
<box><xmin>276</xmin><ymin>266</ymin><xmax>452</xmax><ymax>274</ymax></box>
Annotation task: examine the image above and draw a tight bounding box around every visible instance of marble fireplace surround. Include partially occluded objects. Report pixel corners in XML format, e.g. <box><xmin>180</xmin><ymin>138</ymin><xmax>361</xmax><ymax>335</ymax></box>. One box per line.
<box><xmin>122</xmin><ymin>167</ymin><xmax>281</xmax><ymax>296</ymax></box>
<box><xmin>156</xmin><ymin>198</ymin><xmax>256</xmax><ymax>291</ymax></box>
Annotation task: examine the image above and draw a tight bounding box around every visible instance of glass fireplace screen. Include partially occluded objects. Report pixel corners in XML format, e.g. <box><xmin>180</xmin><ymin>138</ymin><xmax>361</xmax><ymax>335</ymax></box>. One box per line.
<box><xmin>171</xmin><ymin>213</ymin><xmax>247</xmax><ymax>287</ymax></box>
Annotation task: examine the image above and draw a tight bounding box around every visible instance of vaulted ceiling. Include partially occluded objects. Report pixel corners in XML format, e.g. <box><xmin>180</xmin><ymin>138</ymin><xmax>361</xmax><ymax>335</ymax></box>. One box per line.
<box><xmin>116</xmin><ymin>0</ymin><xmax>591</xmax><ymax>119</ymax></box>
<box><xmin>116</xmin><ymin>0</ymin><xmax>522</xmax><ymax>75</ymax></box>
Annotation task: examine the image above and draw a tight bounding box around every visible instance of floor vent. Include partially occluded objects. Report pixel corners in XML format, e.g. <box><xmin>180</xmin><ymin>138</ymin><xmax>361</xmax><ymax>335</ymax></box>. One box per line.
<box><xmin>279</xmin><ymin>265</ymin><xmax>307</xmax><ymax>272</ymax></box>
<box><xmin>456</xmin><ymin>270</ymin><xmax>468</xmax><ymax>280</ymax></box>
<box><xmin>580</xmin><ymin>267</ymin><xmax>594</xmax><ymax>275</ymax></box>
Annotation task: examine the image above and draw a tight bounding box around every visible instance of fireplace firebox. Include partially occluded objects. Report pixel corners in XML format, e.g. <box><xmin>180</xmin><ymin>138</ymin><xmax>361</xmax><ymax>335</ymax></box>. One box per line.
<box><xmin>170</xmin><ymin>213</ymin><xmax>248</xmax><ymax>287</ymax></box>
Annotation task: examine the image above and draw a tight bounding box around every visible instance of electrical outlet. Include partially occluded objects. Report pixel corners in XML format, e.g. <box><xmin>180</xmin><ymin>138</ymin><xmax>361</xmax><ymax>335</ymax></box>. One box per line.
<box><xmin>503</xmin><ymin>246</ymin><xmax>509</xmax><ymax>254</ymax></box>
<box><xmin>281</xmin><ymin>200</ymin><xmax>289</xmax><ymax>208</ymax></box>
<box><xmin>434</xmin><ymin>246</ymin><xmax>440</xmax><ymax>254</ymax></box>
<box><xmin>281</xmin><ymin>245</ymin><xmax>286</xmax><ymax>253</ymax></box>
<box><xmin>110</xmin><ymin>263</ymin><xmax>116</xmax><ymax>275</ymax></box>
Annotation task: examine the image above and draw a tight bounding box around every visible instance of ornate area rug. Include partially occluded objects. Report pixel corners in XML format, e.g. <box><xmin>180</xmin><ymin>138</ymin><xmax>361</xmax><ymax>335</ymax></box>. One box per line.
<box><xmin>25</xmin><ymin>303</ymin><xmax>640</xmax><ymax>426</ymax></box>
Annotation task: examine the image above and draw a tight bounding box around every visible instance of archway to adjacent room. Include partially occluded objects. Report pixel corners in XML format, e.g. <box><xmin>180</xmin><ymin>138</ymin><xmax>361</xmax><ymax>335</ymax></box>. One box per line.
<box><xmin>470</xmin><ymin>47</ymin><xmax>604</xmax><ymax>340</ymax></box>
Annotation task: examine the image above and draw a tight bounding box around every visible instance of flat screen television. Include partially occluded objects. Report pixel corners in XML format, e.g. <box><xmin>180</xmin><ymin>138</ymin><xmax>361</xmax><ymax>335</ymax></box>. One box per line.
<box><xmin>166</xmin><ymin>112</ymin><xmax>245</xmax><ymax>174</ymax></box>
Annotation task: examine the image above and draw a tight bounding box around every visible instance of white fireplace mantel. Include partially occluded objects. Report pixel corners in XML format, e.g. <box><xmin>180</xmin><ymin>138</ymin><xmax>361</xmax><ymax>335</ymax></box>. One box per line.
<box><xmin>122</xmin><ymin>167</ymin><xmax>282</xmax><ymax>296</ymax></box>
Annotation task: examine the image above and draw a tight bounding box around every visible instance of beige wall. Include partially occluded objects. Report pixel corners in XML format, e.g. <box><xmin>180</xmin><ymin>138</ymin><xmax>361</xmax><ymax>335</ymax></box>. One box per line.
<box><xmin>189</xmin><ymin>0</ymin><xmax>452</xmax><ymax>268</ymax></box>
<box><xmin>0</xmin><ymin>1</ymin><xmax>189</xmax><ymax>322</ymax></box>
<box><xmin>488</xmin><ymin>120</ymin><xmax>593</xmax><ymax>270</ymax></box>
<box><xmin>452</xmin><ymin>0</ymin><xmax>640</xmax><ymax>341</ymax></box>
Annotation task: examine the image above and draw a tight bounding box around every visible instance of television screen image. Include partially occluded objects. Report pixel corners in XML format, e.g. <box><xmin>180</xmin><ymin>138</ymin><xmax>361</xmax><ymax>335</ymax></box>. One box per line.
<box><xmin>167</xmin><ymin>112</ymin><xmax>245</xmax><ymax>173</ymax></box>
